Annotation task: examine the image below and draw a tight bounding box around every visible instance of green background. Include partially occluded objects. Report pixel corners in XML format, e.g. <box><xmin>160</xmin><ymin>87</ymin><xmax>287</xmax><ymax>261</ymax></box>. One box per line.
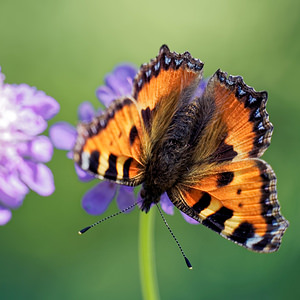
<box><xmin>0</xmin><ymin>0</ymin><xmax>299</xmax><ymax>299</ymax></box>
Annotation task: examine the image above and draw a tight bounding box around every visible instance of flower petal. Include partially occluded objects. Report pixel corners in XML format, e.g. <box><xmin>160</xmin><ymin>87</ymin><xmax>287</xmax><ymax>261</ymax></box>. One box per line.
<box><xmin>17</xmin><ymin>108</ymin><xmax>47</xmax><ymax>136</ymax></box>
<box><xmin>180</xmin><ymin>211</ymin><xmax>199</xmax><ymax>225</ymax></box>
<box><xmin>78</xmin><ymin>101</ymin><xmax>96</xmax><ymax>122</ymax></box>
<box><xmin>96</xmin><ymin>64</ymin><xmax>137</xmax><ymax>107</ymax></box>
<box><xmin>193</xmin><ymin>78</ymin><xmax>208</xmax><ymax>99</ymax></box>
<box><xmin>15</xmin><ymin>84</ymin><xmax>60</xmax><ymax>120</ymax></box>
<box><xmin>0</xmin><ymin>172</ymin><xmax>28</xmax><ymax>209</ymax></box>
<box><xmin>105</xmin><ymin>64</ymin><xmax>137</xmax><ymax>96</ymax></box>
<box><xmin>0</xmin><ymin>207</ymin><xmax>12</xmax><ymax>225</ymax></box>
<box><xmin>18</xmin><ymin>161</ymin><xmax>55</xmax><ymax>196</ymax></box>
<box><xmin>116</xmin><ymin>186</ymin><xmax>136</xmax><ymax>213</ymax></box>
<box><xmin>74</xmin><ymin>163</ymin><xmax>94</xmax><ymax>182</ymax></box>
<box><xmin>29</xmin><ymin>136</ymin><xmax>53</xmax><ymax>162</ymax></box>
<box><xmin>96</xmin><ymin>86</ymin><xmax>117</xmax><ymax>107</ymax></box>
<box><xmin>49</xmin><ymin>122</ymin><xmax>77</xmax><ymax>150</ymax></box>
<box><xmin>160</xmin><ymin>193</ymin><xmax>174</xmax><ymax>215</ymax></box>
<box><xmin>82</xmin><ymin>181</ymin><xmax>117</xmax><ymax>215</ymax></box>
<box><xmin>67</xmin><ymin>151</ymin><xmax>73</xmax><ymax>159</ymax></box>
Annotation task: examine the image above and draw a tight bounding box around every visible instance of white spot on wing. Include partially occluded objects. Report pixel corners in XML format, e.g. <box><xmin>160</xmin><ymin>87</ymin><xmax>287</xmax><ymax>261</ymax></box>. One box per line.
<box><xmin>81</xmin><ymin>152</ymin><xmax>90</xmax><ymax>170</ymax></box>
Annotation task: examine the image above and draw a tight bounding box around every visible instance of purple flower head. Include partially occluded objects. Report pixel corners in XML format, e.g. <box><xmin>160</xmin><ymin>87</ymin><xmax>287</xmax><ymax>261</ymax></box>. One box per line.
<box><xmin>0</xmin><ymin>67</ymin><xmax>59</xmax><ymax>225</ymax></box>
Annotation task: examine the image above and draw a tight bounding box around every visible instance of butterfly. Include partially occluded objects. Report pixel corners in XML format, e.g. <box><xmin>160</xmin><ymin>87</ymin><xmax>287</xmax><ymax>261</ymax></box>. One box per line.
<box><xmin>73</xmin><ymin>45</ymin><xmax>288</xmax><ymax>252</ymax></box>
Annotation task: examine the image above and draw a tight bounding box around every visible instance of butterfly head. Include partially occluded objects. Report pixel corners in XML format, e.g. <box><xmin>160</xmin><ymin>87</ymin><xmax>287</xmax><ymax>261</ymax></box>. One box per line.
<box><xmin>139</xmin><ymin>183</ymin><xmax>163</xmax><ymax>213</ymax></box>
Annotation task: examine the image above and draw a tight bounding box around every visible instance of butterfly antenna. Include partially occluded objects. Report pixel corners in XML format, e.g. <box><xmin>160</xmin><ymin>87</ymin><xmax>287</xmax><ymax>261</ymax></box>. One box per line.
<box><xmin>156</xmin><ymin>204</ymin><xmax>192</xmax><ymax>270</ymax></box>
<box><xmin>78</xmin><ymin>202</ymin><xmax>137</xmax><ymax>235</ymax></box>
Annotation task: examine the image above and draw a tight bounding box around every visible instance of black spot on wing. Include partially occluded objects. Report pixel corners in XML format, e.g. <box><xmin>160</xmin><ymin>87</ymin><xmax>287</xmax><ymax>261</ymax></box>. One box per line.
<box><xmin>230</xmin><ymin>222</ymin><xmax>255</xmax><ymax>245</ymax></box>
<box><xmin>89</xmin><ymin>150</ymin><xmax>100</xmax><ymax>174</ymax></box>
<box><xmin>129</xmin><ymin>125</ymin><xmax>138</xmax><ymax>145</ymax></box>
<box><xmin>123</xmin><ymin>157</ymin><xmax>133</xmax><ymax>179</ymax></box>
<box><xmin>192</xmin><ymin>192</ymin><xmax>211</xmax><ymax>214</ymax></box>
<box><xmin>217</xmin><ymin>172</ymin><xmax>234</xmax><ymax>187</ymax></box>
<box><xmin>202</xmin><ymin>207</ymin><xmax>233</xmax><ymax>233</ymax></box>
<box><xmin>141</xmin><ymin>107</ymin><xmax>152</xmax><ymax>133</ymax></box>
<box><xmin>211</xmin><ymin>137</ymin><xmax>238</xmax><ymax>163</ymax></box>
<box><xmin>104</xmin><ymin>154</ymin><xmax>117</xmax><ymax>181</ymax></box>
<box><xmin>237</xmin><ymin>188</ymin><xmax>242</xmax><ymax>195</ymax></box>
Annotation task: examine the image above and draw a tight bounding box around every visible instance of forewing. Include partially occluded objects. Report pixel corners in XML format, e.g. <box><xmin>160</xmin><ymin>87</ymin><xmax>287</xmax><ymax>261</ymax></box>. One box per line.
<box><xmin>132</xmin><ymin>45</ymin><xmax>204</xmax><ymax>151</ymax></box>
<box><xmin>199</xmin><ymin>69</ymin><xmax>273</xmax><ymax>163</ymax></box>
<box><xmin>73</xmin><ymin>97</ymin><xmax>145</xmax><ymax>186</ymax></box>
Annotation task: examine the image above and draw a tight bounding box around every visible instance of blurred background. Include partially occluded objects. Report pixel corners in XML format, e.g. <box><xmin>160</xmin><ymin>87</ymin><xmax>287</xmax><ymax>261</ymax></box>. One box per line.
<box><xmin>0</xmin><ymin>0</ymin><xmax>299</xmax><ymax>299</ymax></box>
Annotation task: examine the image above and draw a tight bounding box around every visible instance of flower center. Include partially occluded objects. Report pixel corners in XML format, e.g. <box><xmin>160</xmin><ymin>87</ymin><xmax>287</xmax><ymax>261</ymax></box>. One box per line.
<box><xmin>0</xmin><ymin>94</ymin><xmax>18</xmax><ymax>137</ymax></box>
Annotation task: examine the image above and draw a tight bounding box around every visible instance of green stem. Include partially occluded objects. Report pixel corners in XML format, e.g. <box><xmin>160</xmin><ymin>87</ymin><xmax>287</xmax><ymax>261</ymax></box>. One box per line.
<box><xmin>139</xmin><ymin>210</ymin><xmax>160</xmax><ymax>300</ymax></box>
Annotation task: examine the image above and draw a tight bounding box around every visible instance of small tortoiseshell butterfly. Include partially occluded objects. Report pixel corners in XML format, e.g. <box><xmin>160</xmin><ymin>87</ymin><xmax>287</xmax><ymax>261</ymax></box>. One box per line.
<box><xmin>74</xmin><ymin>45</ymin><xmax>288</xmax><ymax>252</ymax></box>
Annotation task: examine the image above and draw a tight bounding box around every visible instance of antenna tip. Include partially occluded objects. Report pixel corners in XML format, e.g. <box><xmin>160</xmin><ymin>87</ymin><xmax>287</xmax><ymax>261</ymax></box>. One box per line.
<box><xmin>78</xmin><ymin>226</ymin><xmax>91</xmax><ymax>235</ymax></box>
<box><xmin>184</xmin><ymin>257</ymin><xmax>193</xmax><ymax>269</ymax></box>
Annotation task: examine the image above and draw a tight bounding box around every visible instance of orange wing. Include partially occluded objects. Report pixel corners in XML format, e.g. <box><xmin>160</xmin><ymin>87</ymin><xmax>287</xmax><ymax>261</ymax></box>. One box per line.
<box><xmin>132</xmin><ymin>45</ymin><xmax>204</xmax><ymax>151</ymax></box>
<box><xmin>167</xmin><ymin>68</ymin><xmax>288</xmax><ymax>252</ymax></box>
<box><xmin>204</xmin><ymin>70</ymin><xmax>273</xmax><ymax>162</ymax></box>
<box><xmin>169</xmin><ymin>159</ymin><xmax>288</xmax><ymax>252</ymax></box>
<box><xmin>133</xmin><ymin>45</ymin><xmax>203</xmax><ymax>111</ymax></box>
<box><xmin>73</xmin><ymin>97</ymin><xmax>144</xmax><ymax>186</ymax></box>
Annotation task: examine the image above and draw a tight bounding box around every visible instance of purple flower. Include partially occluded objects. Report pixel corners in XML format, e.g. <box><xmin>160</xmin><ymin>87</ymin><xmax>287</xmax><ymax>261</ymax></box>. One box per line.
<box><xmin>50</xmin><ymin>63</ymin><xmax>203</xmax><ymax>224</ymax></box>
<box><xmin>0</xmin><ymin>67</ymin><xmax>59</xmax><ymax>225</ymax></box>
<box><xmin>96</xmin><ymin>64</ymin><xmax>137</xmax><ymax>106</ymax></box>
